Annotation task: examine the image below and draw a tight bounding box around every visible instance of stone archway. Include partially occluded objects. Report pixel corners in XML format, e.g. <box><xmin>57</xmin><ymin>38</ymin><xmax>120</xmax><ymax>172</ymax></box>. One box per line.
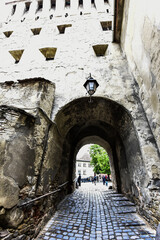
<box><xmin>53</xmin><ymin>96</ymin><xmax>160</xmax><ymax>227</ymax></box>
<box><xmin>54</xmin><ymin>96</ymin><xmax>143</xmax><ymax>199</ymax></box>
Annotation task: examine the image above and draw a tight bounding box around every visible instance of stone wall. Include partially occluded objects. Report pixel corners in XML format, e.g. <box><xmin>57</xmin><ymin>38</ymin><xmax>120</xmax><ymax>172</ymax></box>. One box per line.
<box><xmin>121</xmin><ymin>0</ymin><xmax>160</xmax><ymax>151</ymax></box>
<box><xmin>0</xmin><ymin>79</ymin><xmax>67</xmax><ymax>239</ymax></box>
<box><xmin>121</xmin><ymin>0</ymin><xmax>160</xmax><ymax>226</ymax></box>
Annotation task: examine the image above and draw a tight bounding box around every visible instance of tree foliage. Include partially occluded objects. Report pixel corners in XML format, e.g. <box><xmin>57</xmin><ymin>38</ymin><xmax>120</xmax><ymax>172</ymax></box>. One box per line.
<box><xmin>89</xmin><ymin>144</ymin><xmax>111</xmax><ymax>175</ymax></box>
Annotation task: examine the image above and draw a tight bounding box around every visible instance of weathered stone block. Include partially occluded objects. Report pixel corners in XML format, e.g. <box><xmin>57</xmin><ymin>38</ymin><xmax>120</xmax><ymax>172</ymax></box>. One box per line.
<box><xmin>0</xmin><ymin>79</ymin><xmax>55</xmax><ymax>118</ymax></box>
<box><xmin>0</xmin><ymin>176</ymin><xmax>19</xmax><ymax>209</ymax></box>
<box><xmin>4</xmin><ymin>208</ymin><xmax>24</xmax><ymax>228</ymax></box>
<box><xmin>0</xmin><ymin>78</ymin><xmax>56</xmax><ymax>231</ymax></box>
<box><xmin>0</xmin><ymin>106</ymin><xmax>36</xmax><ymax>187</ymax></box>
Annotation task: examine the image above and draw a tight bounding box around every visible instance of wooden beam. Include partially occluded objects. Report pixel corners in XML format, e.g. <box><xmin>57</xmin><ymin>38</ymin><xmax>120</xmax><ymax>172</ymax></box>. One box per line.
<box><xmin>5</xmin><ymin>0</ymin><xmax>27</xmax><ymax>5</ymax></box>
<box><xmin>114</xmin><ymin>0</ymin><xmax>125</xmax><ymax>43</ymax></box>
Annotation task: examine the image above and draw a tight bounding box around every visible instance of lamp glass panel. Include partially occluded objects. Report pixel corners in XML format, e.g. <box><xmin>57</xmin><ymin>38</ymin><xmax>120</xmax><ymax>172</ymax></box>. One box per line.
<box><xmin>89</xmin><ymin>82</ymin><xmax>94</xmax><ymax>90</ymax></box>
<box><xmin>88</xmin><ymin>81</ymin><xmax>95</xmax><ymax>95</ymax></box>
<box><xmin>86</xmin><ymin>83</ymin><xmax>90</xmax><ymax>92</ymax></box>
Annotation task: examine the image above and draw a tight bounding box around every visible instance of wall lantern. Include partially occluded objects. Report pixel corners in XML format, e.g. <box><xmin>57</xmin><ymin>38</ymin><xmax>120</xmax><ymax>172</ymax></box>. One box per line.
<box><xmin>83</xmin><ymin>74</ymin><xmax>99</xmax><ymax>102</ymax></box>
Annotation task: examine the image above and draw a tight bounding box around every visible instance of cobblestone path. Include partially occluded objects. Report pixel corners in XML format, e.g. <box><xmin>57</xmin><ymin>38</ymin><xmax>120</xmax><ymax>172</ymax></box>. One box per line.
<box><xmin>37</xmin><ymin>183</ymin><xmax>156</xmax><ymax>240</ymax></box>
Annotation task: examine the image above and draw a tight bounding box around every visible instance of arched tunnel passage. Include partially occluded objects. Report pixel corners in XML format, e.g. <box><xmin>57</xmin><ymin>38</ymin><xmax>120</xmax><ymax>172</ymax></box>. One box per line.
<box><xmin>54</xmin><ymin>97</ymin><xmax>144</xmax><ymax>199</ymax></box>
<box><xmin>75</xmin><ymin>138</ymin><xmax>114</xmax><ymax>187</ymax></box>
<box><xmin>66</xmin><ymin>122</ymin><xmax>125</xmax><ymax>193</ymax></box>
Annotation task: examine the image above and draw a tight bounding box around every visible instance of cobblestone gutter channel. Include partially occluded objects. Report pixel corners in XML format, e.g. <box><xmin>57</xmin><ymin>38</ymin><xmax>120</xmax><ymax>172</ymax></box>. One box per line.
<box><xmin>37</xmin><ymin>183</ymin><xmax>156</xmax><ymax>240</ymax></box>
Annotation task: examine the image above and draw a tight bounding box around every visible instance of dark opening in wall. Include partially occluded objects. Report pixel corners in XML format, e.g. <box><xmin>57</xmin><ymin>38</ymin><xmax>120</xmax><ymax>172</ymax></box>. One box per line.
<box><xmin>104</xmin><ymin>0</ymin><xmax>109</xmax><ymax>3</ymax></box>
<box><xmin>39</xmin><ymin>47</ymin><xmax>57</xmax><ymax>60</ymax></box>
<box><xmin>31</xmin><ymin>28</ymin><xmax>42</xmax><ymax>35</ymax></box>
<box><xmin>57</xmin><ymin>24</ymin><xmax>72</xmax><ymax>34</ymax></box>
<box><xmin>35</xmin><ymin>16</ymin><xmax>39</xmax><ymax>20</ymax></box>
<box><xmin>21</xmin><ymin>17</ymin><xmax>26</xmax><ymax>22</ymax></box>
<box><xmin>9</xmin><ymin>50</ymin><xmax>24</xmax><ymax>64</ymax></box>
<box><xmin>92</xmin><ymin>44</ymin><xmax>108</xmax><ymax>56</ymax></box>
<box><xmin>51</xmin><ymin>0</ymin><xmax>56</xmax><ymax>9</ymax></box>
<box><xmin>37</xmin><ymin>1</ymin><xmax>43</xmax><ymax>12</ymax></box>
<box><xmin>100</xmin><ymin>21</ymin><xmax>112</xmax><ymax>31</ymax></box>
<box><xmin>11</xmin><ymin>5</ymin><xmax>16</xmax><ymax>15</ymax></box>
<box><xmin>65</xmin><ymin>0</ymin><xmax>70</xmax><ymax>7</ymax></box>
<box><xmin>3</xmin><ymin>31</ymin><xmax>13</xmax><ymax>38</ymax></box>
<box><xmin>106</xmin><ymin>9</ymin><xmax>109</xmax><ymax>13</ymax></box>
<box><xmin>91</xmin><ymin>0</ymin><xmax>96</xmax><ymax>8</ymax></box>
<box><xmin>24</xmin><ymin>2</ymin><xmax>31</xmax><ymax>13</ymax></box>
<box><xmin>79</xmin><ymin>0</ymin><xmax>83</xmax><ymax>7</ymax></box>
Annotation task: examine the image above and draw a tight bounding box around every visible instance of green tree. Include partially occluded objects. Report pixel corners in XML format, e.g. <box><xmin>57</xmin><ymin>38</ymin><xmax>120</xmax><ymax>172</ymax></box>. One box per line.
<box><xmin>89</xmin><ymin>144</ymin><xmax>111</xmax><ymax>175</ymax></box>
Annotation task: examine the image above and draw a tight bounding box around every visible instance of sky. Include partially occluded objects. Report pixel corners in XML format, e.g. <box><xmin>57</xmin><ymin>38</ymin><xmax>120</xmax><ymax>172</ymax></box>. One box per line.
<box><xmin>76</xmin><ymin>144</ymin><xmax>92</xmax><ymax>159</ymax></box>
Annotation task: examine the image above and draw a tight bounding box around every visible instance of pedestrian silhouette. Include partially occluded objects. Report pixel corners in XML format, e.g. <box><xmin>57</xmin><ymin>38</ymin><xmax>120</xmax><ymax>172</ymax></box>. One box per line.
<box><xmin>77</xmin><ymin>174</ymin><xmax>81</xmax><ymax>186</ymax></box>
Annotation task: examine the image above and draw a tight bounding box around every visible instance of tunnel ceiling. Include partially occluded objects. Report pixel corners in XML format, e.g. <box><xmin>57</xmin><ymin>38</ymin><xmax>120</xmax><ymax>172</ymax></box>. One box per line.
<box><xmin>67</xmin><ymin>122</ymin><xmax>119</xmax><ymax>148</ymax></box>
<box><xmin>75</xmin><ymin>135</ymin><xmax>113</xmax><ymax>159</ymax></box>
<box><xmin>55</xmin><ymin>97</ymin><xmax>133</xmax><ymax>144</ymax></box>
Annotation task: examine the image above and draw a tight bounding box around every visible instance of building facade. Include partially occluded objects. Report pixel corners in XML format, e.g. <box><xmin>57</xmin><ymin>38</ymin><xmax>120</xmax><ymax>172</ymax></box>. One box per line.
<box><xmin>76</xmin><ymin>152</ymin><xmax>94</xmax><ymax>179</ymax></box>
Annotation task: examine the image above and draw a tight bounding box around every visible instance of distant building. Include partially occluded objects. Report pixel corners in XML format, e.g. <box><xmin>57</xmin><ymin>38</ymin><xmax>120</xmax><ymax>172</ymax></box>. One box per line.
<box><xmin>76</xmin><ymin>152</ymin><xmax>94</xmax><ymax>179</ymax></box>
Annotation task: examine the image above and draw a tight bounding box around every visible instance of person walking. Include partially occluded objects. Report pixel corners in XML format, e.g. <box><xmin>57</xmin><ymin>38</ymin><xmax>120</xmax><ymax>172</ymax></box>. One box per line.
<box><xmin>77</xmin><ymin>174</ymin><xmax>81</xmax><ymax>187</ymax></box>
<box><xmin>94</xmin><ymin>176</ymin><xmax>96</xmax><ymax>185</ymax></box>
<box><xmin>105</xmin><ymin>175</ymin><xmax>108</xmax><ymax>186</ymax></box>
<box><xmin>103</xmin><ymin>175</ymin><xmax>106</xmax><ymax>185</ymax></box>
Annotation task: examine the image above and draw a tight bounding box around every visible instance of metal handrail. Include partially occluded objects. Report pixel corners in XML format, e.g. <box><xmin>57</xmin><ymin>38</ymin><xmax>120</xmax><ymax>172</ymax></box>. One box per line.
<box><xmin>73</xmin><ymin>177</ymin><xmax>77</xmax><ymax>182</ymax></box>
<box><xmin>18</xmin><ymin>181</ymin><xmax>69</xmax><ymax>208</ymax></box>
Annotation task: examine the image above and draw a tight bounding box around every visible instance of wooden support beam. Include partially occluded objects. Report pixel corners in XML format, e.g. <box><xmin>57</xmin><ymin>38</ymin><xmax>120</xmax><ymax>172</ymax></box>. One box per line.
<box><xmin>114</xmin><ymin>0</ymin><xmax>125</xmax><ymax>43</ymax></box>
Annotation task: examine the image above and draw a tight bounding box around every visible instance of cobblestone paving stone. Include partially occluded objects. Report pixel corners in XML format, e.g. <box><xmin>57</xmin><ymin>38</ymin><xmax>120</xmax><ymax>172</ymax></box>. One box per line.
<box><xmin>36</xmin><ymin>183</ymin><xmax>156</xmax><ymax>240</ymax></box>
